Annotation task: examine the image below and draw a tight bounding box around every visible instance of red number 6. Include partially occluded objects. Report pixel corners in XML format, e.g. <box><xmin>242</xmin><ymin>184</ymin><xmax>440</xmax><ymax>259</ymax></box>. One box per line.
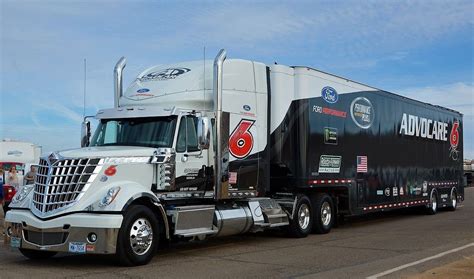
<box><xmin>450</xmin><ymin>121</ymin><xmax>459</xmax><ymax>148</ymax></box>
<box><xmin>229</xmin><ymin>119</ymin><xmax>255</xmax><ymax>159</ymax></box>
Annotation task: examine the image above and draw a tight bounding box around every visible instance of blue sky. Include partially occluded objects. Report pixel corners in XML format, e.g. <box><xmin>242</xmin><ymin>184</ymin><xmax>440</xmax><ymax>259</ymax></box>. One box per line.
<box><xmin>1</xmin><ymin>0</ymin><xmax>473</xmax><ymax>158</ymax></box>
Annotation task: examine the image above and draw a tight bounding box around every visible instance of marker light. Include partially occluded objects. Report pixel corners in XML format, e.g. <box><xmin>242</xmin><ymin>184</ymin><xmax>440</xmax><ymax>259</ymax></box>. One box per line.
<box><xmin>104</xmin><ymin>165</ymin><xmax>117</xmax><ymax>176</ymax></box>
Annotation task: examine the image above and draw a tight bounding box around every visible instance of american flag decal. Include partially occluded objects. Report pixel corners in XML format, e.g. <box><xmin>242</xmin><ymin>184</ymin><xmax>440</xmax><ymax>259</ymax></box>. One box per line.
<box><xmin>357</xmin><ymin>156</ymin><xmax>368</xmax><ymax>173</ymax></box>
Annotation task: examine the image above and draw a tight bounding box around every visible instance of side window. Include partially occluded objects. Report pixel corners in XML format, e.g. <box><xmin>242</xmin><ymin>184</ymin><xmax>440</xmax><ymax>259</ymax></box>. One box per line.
<box><xmin>176</xmin><ymin>118</ymin><xmax>186</xmax><ymax>152</ymax></box>
<box><xmin>176</xmin><ymin>116</ymin><xmax>199</xmax><ymax>153</ymax></box>
<box><xmin>186</xmin><ymin>116</ymin><xmax>199</xmax><ymax>152</ymax></box>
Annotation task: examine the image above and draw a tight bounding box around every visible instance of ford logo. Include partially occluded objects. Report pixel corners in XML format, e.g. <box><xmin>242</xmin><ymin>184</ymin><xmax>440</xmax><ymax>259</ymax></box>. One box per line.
<box><xmin>243</xmin><ymin>105</ymin><xmax>251</xmax><ymax>111</ymax></box>
<box><xmin>321</xmin><ymin>86</ymin><xmax>338</xmax><ymax>104</ymax></box>
<box><xmin>137</xmin><ymin>88</ymin><xmax>150</xmax><ymax>93</ymax></box>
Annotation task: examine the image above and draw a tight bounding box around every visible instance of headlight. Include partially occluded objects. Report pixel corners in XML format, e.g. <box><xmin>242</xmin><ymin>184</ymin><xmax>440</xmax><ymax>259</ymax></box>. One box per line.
<box><xmin>12</xmin><ymin>185</ymin><xmax>34</xmax><ymax>203</ymax></box>
<box><xmin>98</xmin><ymin>186</ymin><xmax>121</xmax><ymax>208</ymax></box>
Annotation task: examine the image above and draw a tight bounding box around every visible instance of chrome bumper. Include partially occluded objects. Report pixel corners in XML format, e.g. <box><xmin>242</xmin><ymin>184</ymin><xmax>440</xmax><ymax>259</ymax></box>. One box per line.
<box><xmin>4</xmin><ymin>210</ymin><xmax>122</xmax><ymax>254</ymax></box>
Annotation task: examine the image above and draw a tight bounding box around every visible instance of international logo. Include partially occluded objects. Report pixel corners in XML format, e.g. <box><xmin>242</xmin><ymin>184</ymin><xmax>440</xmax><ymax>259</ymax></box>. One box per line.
<box><xmin>321</xmin><ymin>86</ymin><xmax>339</xmax><ymax>104</ymax></box>
<box><xmin>350</xmin><ymin>97</ymin><xmax>374</xmax><ymax>129</ymax></box>
<box><xmin>138</xmin><ymin>67</ymin><xmax>191</xmax><ymax>82</ymax></box>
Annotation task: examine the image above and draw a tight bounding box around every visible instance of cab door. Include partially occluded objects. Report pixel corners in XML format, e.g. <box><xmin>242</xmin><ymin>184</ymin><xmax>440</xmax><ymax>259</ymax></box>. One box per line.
<box><xmin>174</xmin><ymin>115</ymin><xmax>211</xmax><ymax>193</ymax></box>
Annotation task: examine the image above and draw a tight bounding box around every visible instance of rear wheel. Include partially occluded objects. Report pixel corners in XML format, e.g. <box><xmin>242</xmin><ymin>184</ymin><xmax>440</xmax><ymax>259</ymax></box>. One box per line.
<box><xmin>116</xmin><ymin>205</ymin><xmax>159</xmax><ymax>266</ymax></box>
<box><xmin>19</xmin><ymin>248</ymin><xmax>57</xmax><ymax>260</ymax></box>
<box><xmin>426</xmin><ymin>189</ymin><xmax>438</xmax><ymax>215</ymax></box>
<box><xmin>311</xmin><ymin>193</ymin><xmax>335</xmax><ymax>234</ymax></box>
<box><xmin>448</xmin><ymin>187</ymin><xmax>457</xmax><ymax>211</ymax></box>
<box><xmin>287</xmin><ymin>194</ymin><xmax>312</xmax><ymax>238</ymax></box>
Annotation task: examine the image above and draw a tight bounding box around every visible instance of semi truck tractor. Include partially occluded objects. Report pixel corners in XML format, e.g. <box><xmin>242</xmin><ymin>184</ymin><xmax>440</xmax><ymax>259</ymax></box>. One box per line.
<box><xmin>4</xmin><ymin>49</ymin><xmax>464</xmax><ymax>266</ymax></box>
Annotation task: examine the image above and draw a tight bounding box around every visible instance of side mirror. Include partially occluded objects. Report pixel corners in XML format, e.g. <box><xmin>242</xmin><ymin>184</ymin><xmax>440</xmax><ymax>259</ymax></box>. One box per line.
<box><xmin>81</xmin><ymin>119</ymin><xmax>91</xmax><ymax>147</ymax></box>
<box><xmin>197</xmin><ymin>117</ymin><xmax>210</xmax><ymax>150</ymax></box>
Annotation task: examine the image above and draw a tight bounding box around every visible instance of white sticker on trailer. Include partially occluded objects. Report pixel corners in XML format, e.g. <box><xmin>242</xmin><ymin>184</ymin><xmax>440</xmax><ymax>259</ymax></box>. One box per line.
<box><xmin>318</xmin><ymin>155</ymin><xmax>342</xmax><ymax>173</ymax></box>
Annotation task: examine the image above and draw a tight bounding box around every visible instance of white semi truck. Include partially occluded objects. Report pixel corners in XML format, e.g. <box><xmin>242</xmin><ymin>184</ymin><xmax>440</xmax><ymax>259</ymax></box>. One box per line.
<box><xmin>4</xmin><ymin>50</ymin><xmax>464</xmax><ymax>266</ymax></box>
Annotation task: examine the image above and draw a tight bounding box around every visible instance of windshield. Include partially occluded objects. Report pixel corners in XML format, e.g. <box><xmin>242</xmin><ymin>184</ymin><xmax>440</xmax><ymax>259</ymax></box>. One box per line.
<box><xmin>90</xmin><ymin>117</ymin><xmax>177</xmax><ymax>148</ymax></box>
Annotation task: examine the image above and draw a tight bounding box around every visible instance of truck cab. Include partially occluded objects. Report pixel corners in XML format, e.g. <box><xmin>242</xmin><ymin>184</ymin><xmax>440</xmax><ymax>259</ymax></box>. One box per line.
<box><xmin>4</xmin><ymin>50</ymin><xmax>291</xmax><ymax>266</ymax></box>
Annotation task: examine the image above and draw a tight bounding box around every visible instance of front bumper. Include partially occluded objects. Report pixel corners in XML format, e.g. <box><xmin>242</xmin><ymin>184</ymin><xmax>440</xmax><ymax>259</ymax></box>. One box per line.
<box><xmin>4</xmin><ymin>210</ymin><xmax>123</xmax><ymax>254</ymax></box>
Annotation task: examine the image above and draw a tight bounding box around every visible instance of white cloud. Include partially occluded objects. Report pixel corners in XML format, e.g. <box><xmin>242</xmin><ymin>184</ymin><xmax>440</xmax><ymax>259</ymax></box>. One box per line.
<box><xmin>397</xmin><ymin>82</ymin><xmax>474</xmax><ymax>117</ymax></box>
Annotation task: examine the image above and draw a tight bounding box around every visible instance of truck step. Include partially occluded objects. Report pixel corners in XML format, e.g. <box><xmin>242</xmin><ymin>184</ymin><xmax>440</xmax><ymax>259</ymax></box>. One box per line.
<box><xmin>174</xmin><ymin>228</ymin><xmax>217</xmax><ymax>237</ymax></box>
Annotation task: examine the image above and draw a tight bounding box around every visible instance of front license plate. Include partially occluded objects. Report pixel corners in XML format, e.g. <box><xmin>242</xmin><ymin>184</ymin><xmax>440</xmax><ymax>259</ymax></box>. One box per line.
<box><xmin>68</xmin><ymin>242</ymin><xmax>86</xmax><ymax>253</ymax></box>
<box><xmin>10</xmin><ymin>237</ymin><xmax>21</xmax><ymax>248</ymax></box>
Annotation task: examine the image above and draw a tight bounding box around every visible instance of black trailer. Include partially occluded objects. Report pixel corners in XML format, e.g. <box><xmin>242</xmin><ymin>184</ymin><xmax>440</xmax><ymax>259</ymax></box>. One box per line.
<box><xmin>269</xmin><ymin>75</ymin><xmax>464</xmax><ymax>221</ymax></box>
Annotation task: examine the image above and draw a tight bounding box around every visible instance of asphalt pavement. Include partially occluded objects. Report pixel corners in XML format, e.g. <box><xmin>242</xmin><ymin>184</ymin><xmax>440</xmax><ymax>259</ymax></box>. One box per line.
<box><xmin>0</xmin><ymin>188</ymin><xmax>472</xmax><ymax>279</ymax></box>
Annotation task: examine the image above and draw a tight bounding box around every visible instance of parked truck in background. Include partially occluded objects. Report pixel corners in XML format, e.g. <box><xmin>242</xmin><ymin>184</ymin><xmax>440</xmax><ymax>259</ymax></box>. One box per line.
<box><xmin>0</xmin><ymin>139</ymin><xmax>41</xmax><ymax>213</ymax></box>
<box><xmin>4</xmin><ymin>50</ymin><xmax>464</xmax><ymax>266</ymax></box>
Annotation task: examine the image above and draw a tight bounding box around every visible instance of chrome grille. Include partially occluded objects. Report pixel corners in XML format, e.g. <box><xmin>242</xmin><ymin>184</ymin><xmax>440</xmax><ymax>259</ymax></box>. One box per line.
<box><xmin>32</xmin><ymin>158</ymin><xmax>102</xmax><ymax>215</ymax></box>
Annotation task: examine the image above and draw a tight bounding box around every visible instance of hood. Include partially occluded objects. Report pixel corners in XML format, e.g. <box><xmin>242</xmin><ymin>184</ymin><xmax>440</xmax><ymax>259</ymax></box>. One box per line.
<box><xmin>57</xmin><ymin>146</ymin><xmax>156</xmax><ymax>159</ymax></box>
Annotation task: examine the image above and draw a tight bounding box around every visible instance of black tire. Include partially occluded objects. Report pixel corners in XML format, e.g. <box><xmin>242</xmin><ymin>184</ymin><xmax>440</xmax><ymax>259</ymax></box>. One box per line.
<box><xmin>311</xmin><ymin>193</ymin><xmax>335</xmax><ymax>234</ymax></box>
<box><xmin>19</xmin><ymin>248</ymin><xmax>57</xmax><ymax>260</ymax></box>
<box><xmin>116</xmin><ymin>205</ymin><xmax>159</xmax><ymax>266</ymax></box>
<box><xmin>448</xmin><ymin>187</ymin><xmax>457</xmax><ymax>211</ymax></box>
<box><xmin>426</xmin><ymin>189</ymin><xmax>438</xmax><ymax>215</ymax></box>
<box><xmin>3</xmin><ymin>202</ymin><xmax>10</xmax><ymax>215</ymax></box>
<box><xmin>287</xmin><ymin>194</ymin><xmax>312</xmax><ymax>238</ymax></box>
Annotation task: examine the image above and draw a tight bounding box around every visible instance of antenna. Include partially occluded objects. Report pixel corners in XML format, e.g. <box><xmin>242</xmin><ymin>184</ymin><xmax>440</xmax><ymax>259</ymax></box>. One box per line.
<box><xmin>203</xmin><ymin>46</ymin><xmax>206</xmax><ymax>109</ymax></box>
<box><xmin>83</xmin><ymin>58</ymin><xmax>87</xmax><ymax>118</ymax></box>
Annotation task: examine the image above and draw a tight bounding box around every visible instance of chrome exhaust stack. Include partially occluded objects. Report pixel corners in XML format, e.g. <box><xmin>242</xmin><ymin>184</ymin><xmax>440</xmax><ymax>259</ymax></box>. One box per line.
<box><xmin>114</xmin><ymin>57</ymin><xmax>127</xmax><ymax>108</ymax></box>
<box><xmin>213</xmin><ymin>49</ymin><xmax>227</xmax><ymax>200</ymax></box>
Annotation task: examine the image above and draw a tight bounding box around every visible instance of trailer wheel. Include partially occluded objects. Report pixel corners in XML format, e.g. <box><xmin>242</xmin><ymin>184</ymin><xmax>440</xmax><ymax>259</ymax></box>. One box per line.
<box><xmin>426</xmin><ymin>189</ymin><xmax>438</xmax><ymax>215</ymax></box>
<box><xmin>448</xmin><ymin>187</ymin><xmax>457</xmax><ymax>211</ymax></box>
<box><xmin>311</xmin><ymin>193</ymin><xmax>334</xmax><ymax>234</ymax></box>
<box><xmin>287</xmin><ymin>194</ymin><xmax>312</xmax><ymax>238</ymax></box>
<box><xmin>19</xmin><ymin>248</ymin><xmax>57</xmax><ymax>260</ymax></box>
<box><xmin>116</xmin><ymin>205</ymin><xmax>159</xmax><ymax>266</ymax></box>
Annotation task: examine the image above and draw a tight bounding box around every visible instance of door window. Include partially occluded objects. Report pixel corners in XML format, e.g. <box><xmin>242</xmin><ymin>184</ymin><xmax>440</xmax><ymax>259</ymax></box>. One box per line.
<box><xmin>176</xmin><ymin>116</ymin><xmax>199</xmax><ymax>153</ymax></box>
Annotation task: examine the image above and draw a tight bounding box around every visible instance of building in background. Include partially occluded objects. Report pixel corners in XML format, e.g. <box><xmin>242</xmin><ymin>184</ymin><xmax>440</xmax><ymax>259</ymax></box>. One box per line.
<box><xmin>464</xmin><ymin>159</ymin><xmax>473</xmax><ymax>187</ymax></box>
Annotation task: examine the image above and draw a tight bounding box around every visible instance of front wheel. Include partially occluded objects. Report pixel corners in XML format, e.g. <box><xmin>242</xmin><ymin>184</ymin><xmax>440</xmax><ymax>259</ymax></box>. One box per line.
<box><xmin>19</xmin><ymin>248</ymin><xmax>57</xmax><ymax>260</ymax></box>
<box><xmin>116</xmin><ymin>205</ymin><xmax>159</xmax><ymax>266</ymax></box>
<box><xmin>287</xmin><ymin>194</ymin><xmax>312</xmax><ymax>238</ymax></box>
<box><xmin>311</xmin><ymin>193</ymin><xmax>335</xmax><ymax>234</ymax></box>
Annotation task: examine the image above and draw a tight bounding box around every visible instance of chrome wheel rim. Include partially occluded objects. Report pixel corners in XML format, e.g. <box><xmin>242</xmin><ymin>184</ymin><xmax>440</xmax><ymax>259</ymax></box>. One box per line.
<box><xmin>431</xmin><ymin>191</ymin><xmax>437</xmax><ymax>212</ymax></box>
<box><xmin>451</xmin><ymin>190</ymin><xmax>457</xmax><ymax>208</ymax></box>
<box><xmin>130</xmin><ymin>218</ymin><xmax>153</xmax><ymax>255</ymax></box>
<box><xmin>321</xmin><ymin>201</ymin><xmax>332</xmax><ymax>226</ymax></box>
<box><xmin>298</xmin><ymin>203</ymin><xmax>311</xmax><ymax>230</ymax></box>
